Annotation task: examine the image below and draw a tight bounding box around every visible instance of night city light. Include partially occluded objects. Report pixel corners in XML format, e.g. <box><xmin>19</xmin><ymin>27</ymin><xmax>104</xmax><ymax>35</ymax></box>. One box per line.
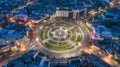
<box><xmin>0</xmin><ymin>0</ymin><xmax>120</xmax><ymax>67</ymax></box>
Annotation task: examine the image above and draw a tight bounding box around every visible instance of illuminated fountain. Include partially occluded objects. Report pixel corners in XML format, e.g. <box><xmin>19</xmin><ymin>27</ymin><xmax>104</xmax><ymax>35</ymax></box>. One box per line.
<box><xmin>51</xmin><ymin>27</ymin><xmax>67</xmax><ymax>39</ymax></box>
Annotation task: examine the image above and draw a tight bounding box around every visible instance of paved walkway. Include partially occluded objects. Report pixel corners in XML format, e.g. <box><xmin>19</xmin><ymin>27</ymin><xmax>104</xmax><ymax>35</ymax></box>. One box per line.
<box><xmin>67</xmin><ymin>40</ymin><xmax>75</xmax><ymax>46</ymax></box>
<box><xmin>42</xmin><ymin>38</ymin><xmax>51</xmax><ymax>43</ymax></box>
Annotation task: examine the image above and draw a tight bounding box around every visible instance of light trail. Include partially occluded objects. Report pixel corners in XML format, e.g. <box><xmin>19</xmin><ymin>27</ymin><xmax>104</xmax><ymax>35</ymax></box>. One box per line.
<box><xmin>87</xmin><ymin>0</ymin><xmax>119</xmax><ymax>20</ymax></box>
<box><xmin>83</xmin><ymin>45</ymin><xmax>120</xmax><ymax>67</ymax></box>
<box><xmin>11</xmin><ymin>0</ymin><xmax>34</xmax><ymax>13</ymax></box>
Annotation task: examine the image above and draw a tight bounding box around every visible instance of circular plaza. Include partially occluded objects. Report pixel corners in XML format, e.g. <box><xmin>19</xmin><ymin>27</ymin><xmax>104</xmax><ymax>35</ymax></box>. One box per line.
<box><xmin>39</xmin><ymin>21</ymin><xmax>83</xmax><ymax>51</ymax></box>
<box><xmin>33</xmin><ymin>18</ymin><xmax>91</xmax><ymax>58</ymax></box>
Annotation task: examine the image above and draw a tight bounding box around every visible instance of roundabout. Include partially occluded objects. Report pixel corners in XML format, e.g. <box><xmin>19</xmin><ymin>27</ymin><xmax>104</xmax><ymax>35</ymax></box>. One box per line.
<box><xmin>34</xmin><ymin>19</ymin><xmax>90</xmax><ymax>58</ymax></box>
<box><xmin>39</xmin><ymin>22</ymin><xmax>83</xmax><ymax>51</ymax></box>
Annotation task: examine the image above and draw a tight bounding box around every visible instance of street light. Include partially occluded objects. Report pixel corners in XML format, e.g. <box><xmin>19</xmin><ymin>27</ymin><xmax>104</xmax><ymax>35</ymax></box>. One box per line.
<box><xmin>36</xmin><ymin>37</ymin><xmax>39</xmax><ymax>41</ymax></box>
<box><xmin>78</xmin><ymin>42</ymin><xmax>82</xmax><ymax>46</ymax></box>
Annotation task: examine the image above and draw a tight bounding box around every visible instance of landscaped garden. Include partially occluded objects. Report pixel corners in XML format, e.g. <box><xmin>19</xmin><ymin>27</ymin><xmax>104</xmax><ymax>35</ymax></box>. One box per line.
<box><xmin>38</xmin><ymin>21</ymin><xmax>83</xmax><ymax>51</ymax></box>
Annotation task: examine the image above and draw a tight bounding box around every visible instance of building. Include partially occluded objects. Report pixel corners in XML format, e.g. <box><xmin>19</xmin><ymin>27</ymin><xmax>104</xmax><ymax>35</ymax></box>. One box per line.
<box><xmin>83</xmin><ymin>53</ymin><xmax>111</xmax><ymax>67</ymax></box>
<box><xmin>111</xmin><ymin>26</ymin><xmax>120</xmax><ymax>37</ymax></box>
<box><xmin>14</xmin><ymin>14</ymin><xmax>28</xmax><ymax>24</ymax></box>
<box><xmin>55</xmin><ymin>7</ymin><xmax>87</xmax><ymax>19</ymax></box>
<box><xmin>0</xmin><ymin>15</ymin><xmax>7</xmax><ymax>27</ymax></box>
<box><xmin>3</xmin><ymin>52</ymin><xmax>111</xmax><ymax>67</ymax></box>
<box><xmin>55</xmin><ymin>8</ymin><xmax>70</xmax><ymax>17</ymax></box>
<box><xmin>0</xmin><ymin>40</ymin><xmax>15</xmax><ymax>53</ymax></box>
<box><xmin>0</xmin><ymin>22</ymin><xmax>29</xmax><ymax>40</ymax></box>
<box><xmin>101</xmin><ymin>12</ymin><xmax>119</xmax><ymax>20</ymax></box>
<box><xmin>95</xmin><ymin>25</ymin><xmax>112</xmax><ymax>39</ymax></box>
<box><xmin>103</xmin><ymin>0</ymin><xmax>111</xmax><ymax>4</ymax></box>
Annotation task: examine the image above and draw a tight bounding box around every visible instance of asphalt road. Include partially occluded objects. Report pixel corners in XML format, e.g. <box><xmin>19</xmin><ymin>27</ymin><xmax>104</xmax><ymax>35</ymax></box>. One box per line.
<box><xmin>0</xmin><ymin>51</ymin><xmax>26</xmax><ymax>66</ymax></box>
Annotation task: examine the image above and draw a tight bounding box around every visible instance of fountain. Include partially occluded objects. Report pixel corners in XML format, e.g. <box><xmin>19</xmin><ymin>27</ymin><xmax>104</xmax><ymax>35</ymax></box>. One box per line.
<box><xmin>51</xmin><ymin>27</ymin><xmax>67</xmax><ymax>39</ymax></box>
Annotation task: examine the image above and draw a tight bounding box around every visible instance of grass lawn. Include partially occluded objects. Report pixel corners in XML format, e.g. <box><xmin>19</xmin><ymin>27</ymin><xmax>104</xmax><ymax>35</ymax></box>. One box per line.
<box><xmin>74</xmin><ymin>27</ymin><xmax>81</xmax><ymax>33</ymax></box>
<box><xmin>59</xmin><ymin>42</ymin><xmax>68</xmax><ymax>46</ymax></box>
<box><xmin>71</xmin><ymin>35</ymin><xmax>76</xmax><ymax>41</ymax></box>
<box><xmin>83</xmin><ymin>23</ymin><xmax>92</xmax><ymax>31</ymax></box>
<box><xmin>71</xmin><ymin>29</ymin><xmax>76</xmax><ymax>34</ymax></box>
<box><xmin>59</xmin><ymin>38</ymin><xmax>66</xmax><ymax>41</ymax></box>
<box><xmin>43</xmin><ymin>43</ymin><xmax>74</xmax><ymax>51</ymax></box>
<box><xmin>39</xmin><ymin>28</ymin><xmax>44</xmax><ymax>41</ymax></box>
<box><xmin>77</xmin><ymin>35</ymin><xmax>82</xmax><ymax>42</ymax></box>
<box><xmin>39</xmin><ymin>21</ymin><xmax>83</xmax><ymax>51</ymax></box>
<box><xmin>39</xmin><ymin>27</ymin><xmax>50</xmax><ymax>41</ymax></box>
<box><xmin>48</xmin><ymin>40</ymin><xmax>58</xmax><ymax>44</ymax></box>
<box><xmin>53</xmin><ymin>38</ymin><xmax>59</xmax><ymax>41</ymax></box>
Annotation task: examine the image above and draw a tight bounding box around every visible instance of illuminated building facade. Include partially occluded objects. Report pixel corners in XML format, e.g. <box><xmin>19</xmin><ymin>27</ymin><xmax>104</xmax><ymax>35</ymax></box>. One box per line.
<box><xmin>55</xmin><ymin>7</ymin><xmax>87</xmax><ymax>19</ymax></box>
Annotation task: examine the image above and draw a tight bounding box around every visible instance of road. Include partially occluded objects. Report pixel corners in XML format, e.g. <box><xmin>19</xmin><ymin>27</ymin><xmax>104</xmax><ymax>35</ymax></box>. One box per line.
<box><xmin>0</xmin><ymin>51</ymin><xmax>26</xmax><ymax>67</ymax></box>
<box><xmin>84</xmin><ymin>45</ymin><xmax>120</xmax><ymax>67</ymax></box>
